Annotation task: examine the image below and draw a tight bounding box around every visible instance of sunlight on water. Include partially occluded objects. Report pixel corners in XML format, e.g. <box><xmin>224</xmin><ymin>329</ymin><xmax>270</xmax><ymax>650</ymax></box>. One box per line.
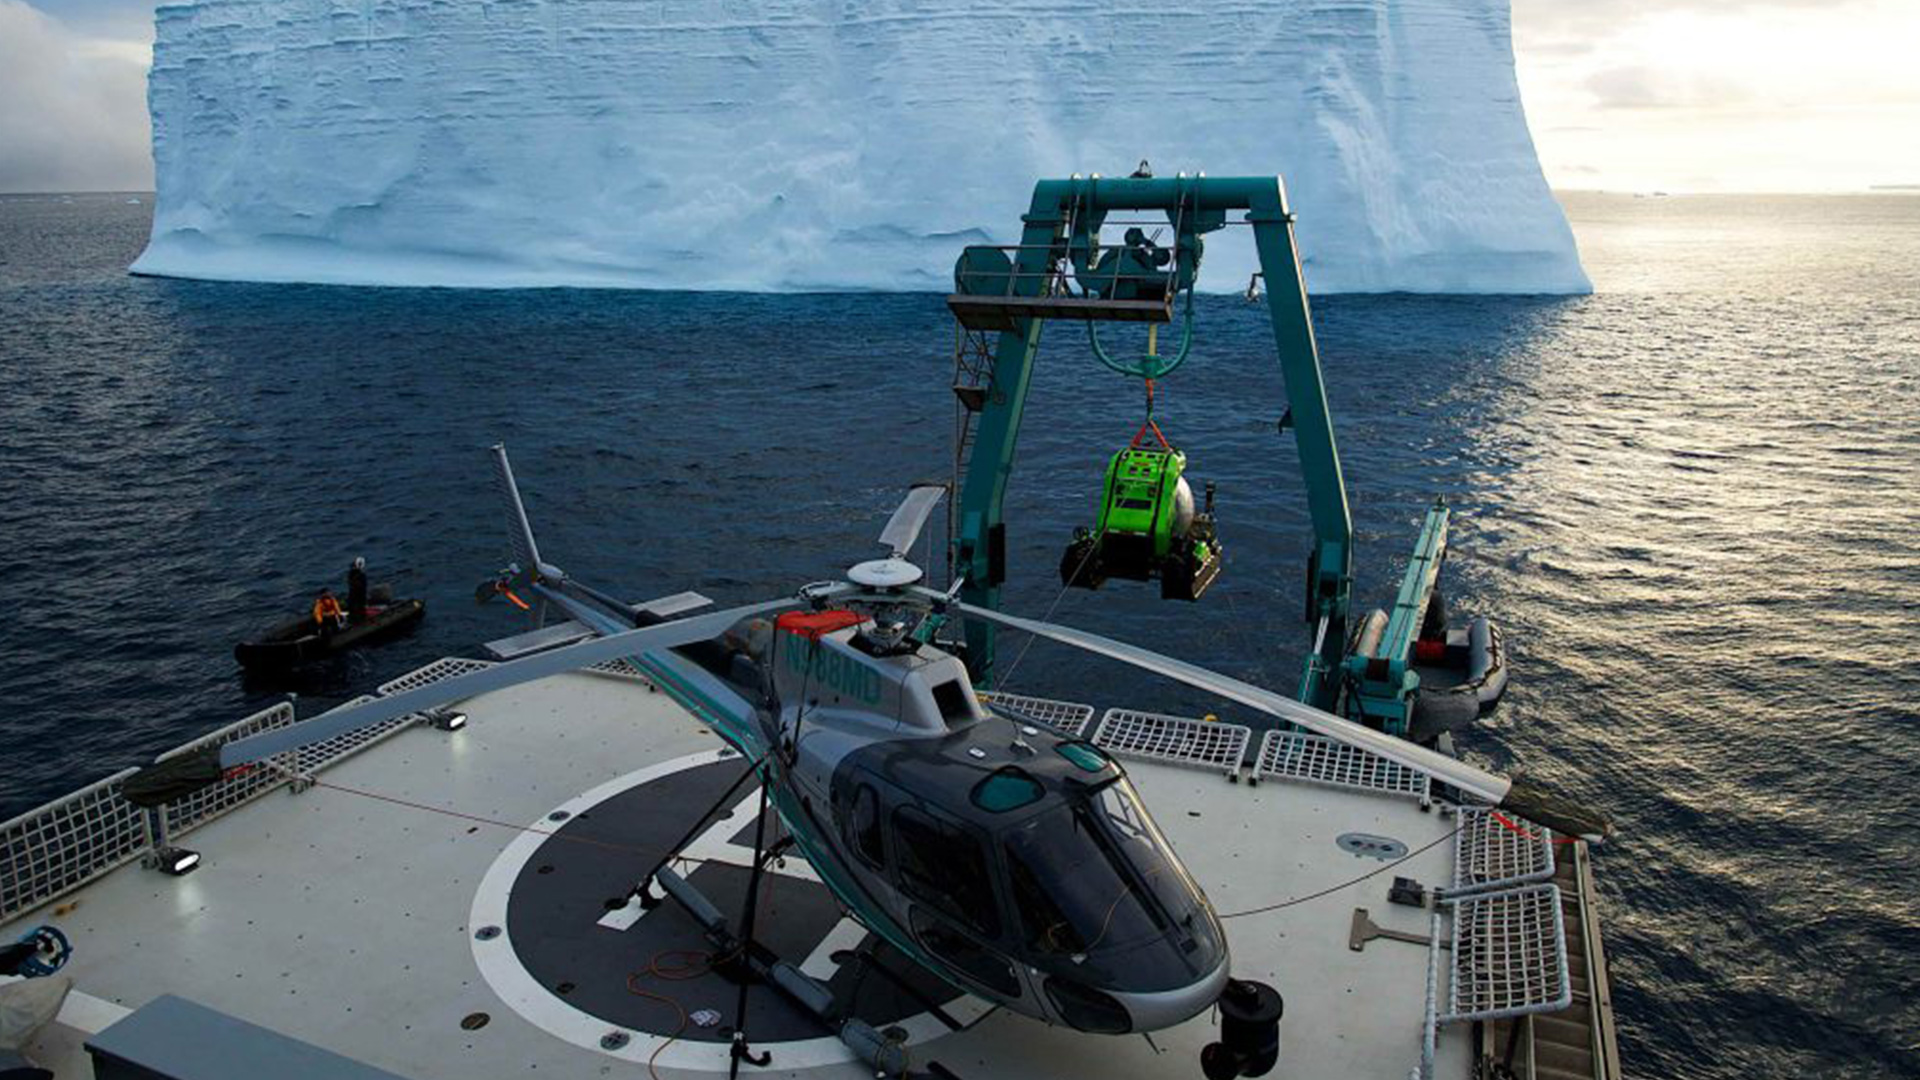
<box><xmin>1</xmin><ymin>191</ymin><xmax>1916</xmax><ymax>1078</ymax></box>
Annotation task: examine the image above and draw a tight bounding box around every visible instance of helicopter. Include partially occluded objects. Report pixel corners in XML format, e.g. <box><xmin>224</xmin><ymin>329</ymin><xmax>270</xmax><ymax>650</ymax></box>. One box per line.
<box><xmin>128</xmin><ymin>446</ymin><xmax>1608</xmax><ymax>1079</ymax></box>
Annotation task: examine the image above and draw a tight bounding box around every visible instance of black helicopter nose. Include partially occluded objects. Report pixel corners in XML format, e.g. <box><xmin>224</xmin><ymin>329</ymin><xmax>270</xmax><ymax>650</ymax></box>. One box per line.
<box><xmin>1044</xmin><ymin>955</ymin><xmax>1231</xmax><ymax>1035</ymax></box>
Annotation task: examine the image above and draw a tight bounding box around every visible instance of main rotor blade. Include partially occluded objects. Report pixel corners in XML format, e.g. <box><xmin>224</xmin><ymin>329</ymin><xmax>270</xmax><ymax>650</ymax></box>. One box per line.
<box><xmin>215</xmin><ymin>596</ymin><xmax>799</xmax><ymax>768</ymax></box>
<box><xmin>878</xmin><ymin>485</ymin><xmax>946</xmax><ymax>559</ymax></box>
<box><xmin>945</xmin><ymin>597</ymin><xmax>1511</xmax><ymax>804</ymax></box>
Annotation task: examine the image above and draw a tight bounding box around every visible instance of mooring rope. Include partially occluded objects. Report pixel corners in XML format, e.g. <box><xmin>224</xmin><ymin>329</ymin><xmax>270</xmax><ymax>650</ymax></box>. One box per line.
<box><xmin>1216</xmin><ymin>825</ymin><xmax>1464</xmax><ymax>920</ymax></box>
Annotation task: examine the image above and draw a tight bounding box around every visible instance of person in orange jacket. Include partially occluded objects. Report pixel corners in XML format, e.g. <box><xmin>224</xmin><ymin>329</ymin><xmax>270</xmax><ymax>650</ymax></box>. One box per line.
<box><xmin>312</xmin><ymin>589</ymin><xmax>346</xmax><ymax>636</ymax></box>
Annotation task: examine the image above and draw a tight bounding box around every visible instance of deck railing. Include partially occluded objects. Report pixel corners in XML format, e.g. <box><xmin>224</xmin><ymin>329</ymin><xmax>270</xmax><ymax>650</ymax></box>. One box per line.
<box><xmin>0</xmin><ymin>657</ymin><xmax>497</xmax><ymax>926</ymax></box>
<box><xmin>155</xmin><ymin>702</ymin><xmax>298</xmax><ymax>840</ymax></box>
<box><xmin>1409</xmin><ymin>880</ymin><xmax>1575</xmax><ymax>1080</ymax></box>
<box><xmin>1256</xmin><ymin>728</ymin><xmax>1432</xmax><ymax>801</ymax></box>
<box><xmin>0</xmin><ymin>769</ymin><xmax>151</xmax><ymax>925</ymax></box>
<box><xmin>1093</xmin><ymin>708</ymin><xmax>1252</xmax><ymax>778</ymax></box>
<box><xmin>979</xmin><ymin>692</ymin><xmax>1097</xmax><ymax>738</ymax></box>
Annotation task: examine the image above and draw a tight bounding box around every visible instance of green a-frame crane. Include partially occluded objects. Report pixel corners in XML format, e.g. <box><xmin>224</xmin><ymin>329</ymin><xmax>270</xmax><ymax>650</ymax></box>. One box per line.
<box><xmin>944</xmin><ymin>172</ymin><xmax>1484</xmax><ymax>735</ymax></box>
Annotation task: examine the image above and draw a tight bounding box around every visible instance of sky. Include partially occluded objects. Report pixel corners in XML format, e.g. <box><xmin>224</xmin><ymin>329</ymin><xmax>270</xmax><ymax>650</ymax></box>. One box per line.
<box><xmin>1</xmin><ymin>0</ymin><xmax>1917</xmax><ymax>194</ymax></box>
<box><xmin>1512</xmin><ymin>0</ymin><xmax>1920</xmax><ymax>193</ymax></box>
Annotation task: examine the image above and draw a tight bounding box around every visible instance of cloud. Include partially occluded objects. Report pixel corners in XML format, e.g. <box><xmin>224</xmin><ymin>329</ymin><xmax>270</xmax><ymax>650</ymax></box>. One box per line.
<box><xmin>1513</xmin><ymin>0</ymin><xmax>1835</xmax><ymax>41</ymax></box>
<box><xmin>1582</xmin><ymin>65</ymin><xmax>1755</xmax><ymax>110</ymax></box>
<box><xmin>1515</xmin><ymin>0</ymin><xmax>1920</xmax><ymax>191</ymax></box>
<box><xmin>31</xmin><ymin>0</ymin><xmax>158</xmax><ymax>40</ymax></box>
<box><xmin>0</xmin><ymin>0</ymin><xmax>152</xmax><ymax>192</ymax></box>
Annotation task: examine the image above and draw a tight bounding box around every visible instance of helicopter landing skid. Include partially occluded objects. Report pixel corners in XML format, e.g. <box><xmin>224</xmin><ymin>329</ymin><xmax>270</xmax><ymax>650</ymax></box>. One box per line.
<box><xmin>829</xmin><ymin>943</ymin><xmax>969</xmax><ymax>1034</ymax></box>
<box><xmin>638</xmin><ymin>819</ymin><xmax>952</xmax><ymax>1079</ymax></box>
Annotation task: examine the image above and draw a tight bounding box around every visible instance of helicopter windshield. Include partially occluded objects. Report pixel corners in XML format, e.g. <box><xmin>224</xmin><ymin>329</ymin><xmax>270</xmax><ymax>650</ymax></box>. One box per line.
<box><xmin>1003</xmin><ymin>778</ymin><xmax>1199</xmax><ymax>959</ymax></box>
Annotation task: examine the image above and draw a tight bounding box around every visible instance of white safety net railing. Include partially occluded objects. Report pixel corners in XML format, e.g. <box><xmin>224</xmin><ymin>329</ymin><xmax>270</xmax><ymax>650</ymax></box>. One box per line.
<box><xmin>1411</xmin><ymin>882</ymin><xmax>1575</xmax><ymax>1079</ymax></box>
<box><xmin>289</xmin><ymin>695</ymin><xmax>394</xmax><ymax>775</ymax></box>
<box><xmin>1255</xmin><ymin>729</ymin><xmax>1430</xmax><ymax>801</ymax></box>
<box><xmin>1451</xmin><ymin>806</ymin><xmax>1555</xmax><ymax>895</ymax></box>
<box><xmin>1092</xmin><ymin>709</ymin><xmax>1250</xmax><ymax>777</ymax></box>
<box><xmin>585</xmin><ymin>657</ymin><xmax>651</xmax><ymax>684</ymax></box>
<box><xmin>0</xmin><ymin>655</ymin><xmax>510</xmax><ymax>925</ymax></box>
<box><xmin>158</xmin><ymin>702</ymin><xmax>298</xmax><ymax>838</ymax></box>
<box><xmin>979</xmin><ymin>692</ymin><xmax>1097</xmax><ymax>737</ymax></box>
<box><xmin>375</xmin><ymin>656</ymin><xmax>497</xmax><ymax>697</ymax></box>
<box><xmin>1</xmin><ymin>769</ymin><xmax>150</xmax><ymax>925</ymax></box>
<box><xmin>1443</xmin><ymin>883</ymin><xmax>1572</xmax><ymax>1022</ymax></box>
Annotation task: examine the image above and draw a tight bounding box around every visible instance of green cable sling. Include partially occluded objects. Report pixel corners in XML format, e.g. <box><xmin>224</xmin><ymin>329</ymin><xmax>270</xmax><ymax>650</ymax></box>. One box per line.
<box><xmin>1087</xmin><ymin>282</ymin><xmax>1197</xmax><ymax>380</ymax></box>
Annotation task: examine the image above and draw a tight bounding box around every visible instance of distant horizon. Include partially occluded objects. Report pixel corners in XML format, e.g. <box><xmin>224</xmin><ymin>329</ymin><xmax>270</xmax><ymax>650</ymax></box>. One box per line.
<box><xmin>11</xmin><ymin>186</ymin><xmax>1920</xmax><ymax>199</ymax></box>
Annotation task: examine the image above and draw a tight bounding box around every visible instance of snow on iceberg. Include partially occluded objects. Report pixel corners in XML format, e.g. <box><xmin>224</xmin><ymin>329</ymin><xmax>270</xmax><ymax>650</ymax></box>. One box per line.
<box><xmin>133</xmin><ymin>0</ymin><xmax>1588</xmax><ymax>294</ymax></box>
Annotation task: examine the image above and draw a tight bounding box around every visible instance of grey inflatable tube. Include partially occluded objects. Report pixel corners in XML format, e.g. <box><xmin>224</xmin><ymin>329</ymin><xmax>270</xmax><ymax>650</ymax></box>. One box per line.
<box><xmin>1467</xmin><ymin>616</ymin><xmax>1508</xmax><ymax>714</ymax></box>
<box><xmin>1411</xmin><ymin>616</ymin><xmax>1506</xmax><ymax>739</ymax></box>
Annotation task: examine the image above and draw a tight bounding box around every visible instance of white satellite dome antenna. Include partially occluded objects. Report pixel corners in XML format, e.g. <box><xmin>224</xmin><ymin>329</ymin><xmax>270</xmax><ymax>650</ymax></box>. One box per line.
<box><xmin>848</xmin><ymin>485</ymin><xmax>945</xmax><ymax>589</ymax></box>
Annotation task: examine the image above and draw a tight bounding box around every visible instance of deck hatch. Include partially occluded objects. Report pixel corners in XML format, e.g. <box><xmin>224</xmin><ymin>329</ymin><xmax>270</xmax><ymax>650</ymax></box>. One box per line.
<box><xmin>85</xmin><ymin>993</ymin><xmax>412</xmax><ymax>1079</ymax></box>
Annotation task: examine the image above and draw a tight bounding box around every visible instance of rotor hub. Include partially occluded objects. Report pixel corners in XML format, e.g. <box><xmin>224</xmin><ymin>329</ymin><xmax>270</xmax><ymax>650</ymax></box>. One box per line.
<box><xmin>847</xmin><ymin>558</ymin><xmax>924</xmax><ymax>589</ymax></box>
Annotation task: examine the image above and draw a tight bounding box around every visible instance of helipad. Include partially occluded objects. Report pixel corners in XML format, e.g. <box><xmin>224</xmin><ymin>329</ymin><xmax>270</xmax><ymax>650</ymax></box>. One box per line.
<box><xmin>2</xmin><ymin>663</ymin><xmax>1614</xmax><ymax>1079</ymax></box>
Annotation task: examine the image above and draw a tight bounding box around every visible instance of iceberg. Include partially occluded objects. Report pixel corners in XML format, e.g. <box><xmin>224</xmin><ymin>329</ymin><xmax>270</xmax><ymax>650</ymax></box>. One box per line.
<box><xmin>133</xmin><ymin>0</ymin><xmax>1588</xmax><ymax>294</ymax></box>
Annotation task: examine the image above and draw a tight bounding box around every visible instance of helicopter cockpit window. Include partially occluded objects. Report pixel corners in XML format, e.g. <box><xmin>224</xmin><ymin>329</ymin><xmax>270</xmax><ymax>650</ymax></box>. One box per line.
<box><xmin>1004</xmin><ymin>779</ymin><xmax>1190</xmax><ymax>957</ymax></box>
<box><xmin>971</xmin><ymin>767</ymin><xmax>1044</xmax><ymax>813</ymax></box>
<box><xmin>848</xmin><ymin>784</ymin><xmax>885</xmax><ymax>868</ymax></box>
<box><xmin>909</xmin><ymin>905</ymin><xmax>1020</xmax><ymax>997</ymax></box>
<box><xmin>930</xmin><ymin>679</ymin><xmax>974</xmax><ymax>725</ymax></box>
<box><xmin>892</xmin><ymin>805</ymin><xmax>1001</xmax><ymax>939</ymax></box>
<box><xmin>1055</xmin><ymin>741</ymin><xmax>1111</xmax><ymax>774</ymax></box>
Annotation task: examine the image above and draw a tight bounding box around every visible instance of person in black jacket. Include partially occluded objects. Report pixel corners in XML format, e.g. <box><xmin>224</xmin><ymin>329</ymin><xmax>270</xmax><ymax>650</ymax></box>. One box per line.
<box><xmin>0</xmin><ymin>939</ymin><xmax>36</xmax><ymax>978</ymax></box>
<box><xmin>347</xmin><ymin>557</ymin><xmax>369</xmax><ymax>624</ymax></box>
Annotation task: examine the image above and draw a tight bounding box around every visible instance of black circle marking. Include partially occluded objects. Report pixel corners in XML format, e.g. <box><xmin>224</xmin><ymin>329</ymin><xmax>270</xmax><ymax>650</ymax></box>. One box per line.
<box><xmin>504</xmin><ymin>758</ymin><xmax>966</xmax><ymax>1043</ymax></box>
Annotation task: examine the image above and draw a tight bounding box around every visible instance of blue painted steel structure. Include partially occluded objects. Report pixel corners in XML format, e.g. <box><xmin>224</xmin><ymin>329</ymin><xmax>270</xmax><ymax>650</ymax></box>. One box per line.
<box><xmin>948</xmin><ymin>174</ymin><xmax>1353</xmax><ymax>711</ymax></box>
<box><xmin>1345</xmin><ymin>499</ymin><xmax>1451</xmax><ymax>735</ymax></box>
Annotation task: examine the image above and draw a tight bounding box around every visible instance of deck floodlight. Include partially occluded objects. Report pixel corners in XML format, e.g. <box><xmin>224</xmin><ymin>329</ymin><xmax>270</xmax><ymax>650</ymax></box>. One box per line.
<box><xmin>431</xmin><ymin>709</ymin><xmax>469</xmax><ymax>732</ymax></box>
<box><xmin>154</xmin><ymin>846</ymin><xmax>201</xmax><ymax>876</ymax></box>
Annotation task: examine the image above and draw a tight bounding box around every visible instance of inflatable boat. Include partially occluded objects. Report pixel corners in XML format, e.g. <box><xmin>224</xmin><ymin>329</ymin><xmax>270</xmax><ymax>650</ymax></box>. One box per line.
<box><xmin>234</xmin><ymin>588</ymin><xmax>425</xmax><ymax>672</ymax></box>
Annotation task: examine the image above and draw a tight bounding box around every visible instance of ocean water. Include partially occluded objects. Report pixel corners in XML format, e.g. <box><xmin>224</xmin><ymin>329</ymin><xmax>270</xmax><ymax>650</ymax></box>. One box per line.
<box><xmin>2</xmin><ymin>191</ymin><xmax>1917</xmax><ymax>1077</ymax></box>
